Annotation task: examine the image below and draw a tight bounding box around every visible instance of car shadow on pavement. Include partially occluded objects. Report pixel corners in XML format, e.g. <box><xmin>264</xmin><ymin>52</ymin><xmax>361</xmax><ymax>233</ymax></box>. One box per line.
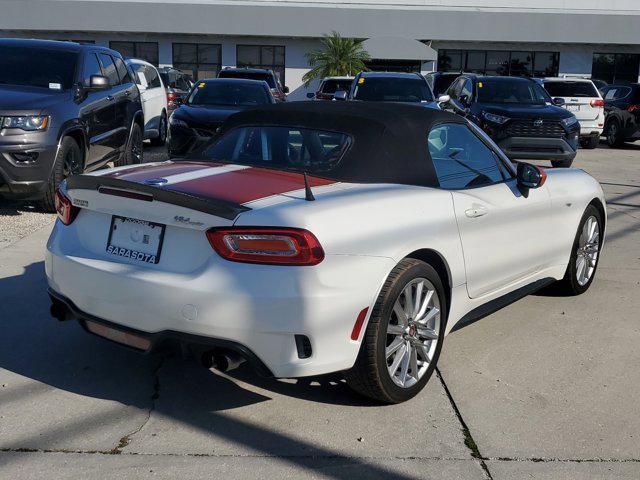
<box><xmin>0</xmin><ymin>261</ymin><xmax>419</xmax><ymax>480</ymax></box>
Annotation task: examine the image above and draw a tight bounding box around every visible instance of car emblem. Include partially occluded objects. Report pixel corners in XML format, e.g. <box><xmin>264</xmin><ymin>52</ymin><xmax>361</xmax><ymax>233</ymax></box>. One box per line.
<box><xmin>534</xmin><ymin>119</ymin><xmax>544</xmax><ymax>127</ymax></box>
<box><xmin>144</xmin><ymin>178</ymin><xmax>168</xmax><ymax>186</ymax></box>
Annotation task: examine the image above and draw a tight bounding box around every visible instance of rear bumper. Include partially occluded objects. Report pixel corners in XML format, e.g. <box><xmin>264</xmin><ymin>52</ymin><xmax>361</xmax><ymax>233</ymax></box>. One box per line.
<box><xmin>45</xmin><ymin>221</ymin><xmax>393</xmax><ymax>378</ymax></box>
<box><xmin>497</xmin><ymin>136</ymin><xmax>577</xmax><ymax>161</ymax></box>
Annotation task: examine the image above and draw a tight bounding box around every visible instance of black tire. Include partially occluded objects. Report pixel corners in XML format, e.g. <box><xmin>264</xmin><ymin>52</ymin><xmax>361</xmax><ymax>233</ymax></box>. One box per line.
<box><xmin>41</xmin><ymin>137</ymin><xmax>82</xmax><ymax>213</ymax></box>
<box><xmin>118</xmin><ymin>122</ymin><xmax>143</xmax><ymax>166</ymax></box>
<box><xmin>551</xmin><ymin>158</ymin><xmax>573</xmax><ymax>168</ymax></box>
<box><xmin>344</xmin><ymin>259</ymin><xmax>447</xmax><ymax>404</ymax></box>
<box><xmin>150</xmin><ymin>112</ymin><xmax>167</xmax><ymax>146</ymax></box>
<box><xmin>581</xmin><ymin>136</ymin><xmax>599</xmax><ymax>149</ymax></box>
<box><xmin>606</xmin><ymin>119</ymin><xmax>624</xmax><ymax>148</ymax></box>
<box><xmin>551</xmin><ymin>204</ymin><xmax>603</xmax><ymax>296</ymax></box>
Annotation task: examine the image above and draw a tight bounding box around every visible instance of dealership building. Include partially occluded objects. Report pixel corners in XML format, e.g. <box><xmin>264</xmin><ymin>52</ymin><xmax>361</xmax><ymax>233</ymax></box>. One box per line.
<box><xmin>0</xmin><ymin>0</ymin><xmax>639</xmax><ymax>99</ymax></box>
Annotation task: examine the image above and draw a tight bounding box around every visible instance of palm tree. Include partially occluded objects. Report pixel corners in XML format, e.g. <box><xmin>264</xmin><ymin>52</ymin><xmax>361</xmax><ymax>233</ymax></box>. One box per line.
<box><xmin>302</xmin><ymin>32</ymin><xmax>370</xmax><ymax>86</ymax></box>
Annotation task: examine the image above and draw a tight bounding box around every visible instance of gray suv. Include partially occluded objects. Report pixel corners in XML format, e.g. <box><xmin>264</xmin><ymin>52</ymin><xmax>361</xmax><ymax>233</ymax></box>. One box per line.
<box><xmin>0</xmin><ymin>39</ymin><xmax>144</xmax><ymax>211</ymax></box>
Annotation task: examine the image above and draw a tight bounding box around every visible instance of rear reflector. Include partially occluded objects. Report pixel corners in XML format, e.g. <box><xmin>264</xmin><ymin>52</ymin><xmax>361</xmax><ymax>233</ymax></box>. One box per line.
<box><xmin>350</xmin><ymin>307</ymin><xmax>370</xmax><ymax>341</ymax></box>
<box><xmin>207</xmin><ymin>227</ymin><xmax>324</xmax><ymax>266</ymax></box>
<box><xmin>55</xmin><ymin>188</ymin><xmax>79</xmax><ymax>225</ymax></box>
<box><xmin>590</xmin><ymin>99</ymin><xmax>605</xmax><ymax>107</ymax></box>
<box><xmin>98</xmin><ymin>186</ymin><xmax>154</xmax><ymax>202</ymax></box>
<box><xmin>85</xmin><ymin>320</ymin><xmax>151</xmax><ymax>351</ymax></box>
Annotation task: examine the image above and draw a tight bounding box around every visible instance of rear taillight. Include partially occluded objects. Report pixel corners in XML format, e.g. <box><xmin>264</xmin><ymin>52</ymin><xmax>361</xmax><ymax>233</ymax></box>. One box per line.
<box><xmin>590</xmin><ymin>99</ymin><xmax>605</xmax><ymax>107</ymax></box>
<box><xmin>54</xmin><ymin>188</ymin><xmax>79</xmax><ymax>225</ymax></box>
<box><xmin>206</xmin><ymin>227</ymin><xmax>324</xmax><ymax>266</ymax></box>
<box><xmin>167</xmin><ymin>92</ymin><xmax>178</xmax><ymax>102</ymax></box>
<box><xmin>628</xmin><ymin>104</ymin><xmax>640</xmax><ymax>113</ymax></box>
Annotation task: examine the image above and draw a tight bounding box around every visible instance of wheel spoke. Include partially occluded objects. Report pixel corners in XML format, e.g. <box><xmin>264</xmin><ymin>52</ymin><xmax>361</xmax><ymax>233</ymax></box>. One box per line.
<box><xmin>576</xmin><ymin>256</ymin><xmax>586</xmax><ymax>283</ymax></box>
<box><xmin>399</xmin><ymin>342</ymin><xmax>411</xmax><ymax>385</ymax></box>
<box><xmin>386</xmin><ymin>337</ymin><xmax>404</xmax><ymax>358</ymax></box>
<box><xmin>415</xmin><ymin>289</ymin><xmax>434</xmax><ymax>321</ymax></box>
<box><xmin>419</xmin><ymin>306</ymin><xmax>440</xmax><ymax>325</ymax></box>
<box><xmin>403</xmin><ymin>285</ymin><xmax>414</xmax><ymax>320</ymax></box>
<box><xmin>418</xmin><ymin>343</ymin><xmax>431</xmax><ymax>363</ymax></box>
<box><xmin>387</xmin><ymin>324</ymin><xmax>404</xmax><ymax>336</ymax></box>
<box><xmin>416</xmin><ymin>326</ymin><xmax>438</xmax><ymax>340</ymax></box>
<box><xmin>410</xmin><ymin>346</ymin><xmax>418</xmax><ymax>380</ymax></box>
<box><xmin>413</xmin><ymin>281</ymin><xmax>424</xmax><ymax>318</ymax></box>
<box><xmin>393</xmin><ymin>301</ymin><xmax>408</xmax><ymax>325</ymax></box>
<box><xmin>389</xmin><ymin>343</ymin><xmax>407</xmax><ymax>377</ymax></box>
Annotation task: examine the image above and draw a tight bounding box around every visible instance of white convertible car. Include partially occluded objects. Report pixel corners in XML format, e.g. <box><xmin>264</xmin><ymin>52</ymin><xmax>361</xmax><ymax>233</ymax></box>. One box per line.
<box><xmin>47</xmin><ymin>102</ymin><xmax>605</xmax><ymax>403</ymax></box>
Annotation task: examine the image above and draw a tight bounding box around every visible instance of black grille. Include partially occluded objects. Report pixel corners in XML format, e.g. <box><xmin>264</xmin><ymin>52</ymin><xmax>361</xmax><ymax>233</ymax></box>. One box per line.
<box><xmin>506</xmin><ymin>120</ymin><xmax>565</xmax><ymax>138</ymax></box>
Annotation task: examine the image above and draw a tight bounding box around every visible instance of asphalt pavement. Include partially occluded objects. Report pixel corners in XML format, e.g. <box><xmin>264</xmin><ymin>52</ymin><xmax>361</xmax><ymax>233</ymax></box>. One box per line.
<box><xmin>0</xmin><ymin>142</ymin><xmax>639</xmax><ymax>479</ymax></box>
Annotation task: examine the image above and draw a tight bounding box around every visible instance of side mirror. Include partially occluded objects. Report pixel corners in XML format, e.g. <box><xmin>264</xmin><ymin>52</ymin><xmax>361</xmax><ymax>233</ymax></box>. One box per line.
<box><xmin>553</xmin><ymin>97</ymin><xmax>566</xmax><ymax>106</ymax></box>
<box><xmin>306</xmin><ymin>92</ymin><xmax>315</xmax><ymax>99</ymax></box>
<box><xmin>89</xmin><ymin>75</ymin><xmax>110</xmax><ymax>91</ymax></box>
<box><xmin>333</xmin><ymin>90</ymin><xmax>348</xmax><ymax>101</ymax></box>
<box><xmin>437</xmin><ymin>94</ymin><xmax>451</xmax><ymax>104</ymax></box>
<box><xmin>517</xmin><ymin>162</ymin><xmax>547</xmax><ymax>197</ymax></box>
<box><xmin>283</xmin><ymin>86</ymin><xmax>290</xmax><ymax>94</ymax></box>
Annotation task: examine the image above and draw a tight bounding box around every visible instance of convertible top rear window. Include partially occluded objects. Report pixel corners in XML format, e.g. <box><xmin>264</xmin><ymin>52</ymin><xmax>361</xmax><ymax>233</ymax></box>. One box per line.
<box><xmin>202</xmin><ymin>126</ymin><xmax>352</xmax><ymax>174</ymax></box>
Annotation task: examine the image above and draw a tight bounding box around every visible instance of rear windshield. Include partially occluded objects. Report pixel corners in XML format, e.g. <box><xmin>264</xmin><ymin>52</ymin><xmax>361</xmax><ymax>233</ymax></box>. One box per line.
<box><xmin>543</xmin><ymin>81</ymin><xmax>599</xmax><ymax>98</ymax></box>
<box><xmin>188</xmin><ymin>82</ymin><xmax>270</xmax><ymax>107</ymax></box>
<box><xmin>476</xmin><ymin>78</ymin><xmax>550</xmax><ymax>104</ymax></box>
<box><xmin>353</xmin><ymin>77</ymin><xmax>434</xmax><ymax>102</ymax></box>
<box><xmin>321</xmin><ymin>79</ymin><xmax>353</xmax><ymax>94</ymax></box>
<box><xmin>0</xmin><ymin>45</ymin><xmax>78</xmax><ymax>90</ymax></box>
<box><xmin>201</xmin><ymin>126</ymin><xmax>351</xmax><ymax>174</ymax></box>
<box><xmin>219</xmin><ymin>70</ymin><xmax>276</xmax><ymax>89</ymax></box>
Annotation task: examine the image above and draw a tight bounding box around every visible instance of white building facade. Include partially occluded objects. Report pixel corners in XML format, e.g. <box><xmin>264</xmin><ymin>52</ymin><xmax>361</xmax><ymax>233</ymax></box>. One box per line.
<box><xmin>1</xmin><ymin>0</ymin><xmax>639</xmax><ymax>99</ymax></box>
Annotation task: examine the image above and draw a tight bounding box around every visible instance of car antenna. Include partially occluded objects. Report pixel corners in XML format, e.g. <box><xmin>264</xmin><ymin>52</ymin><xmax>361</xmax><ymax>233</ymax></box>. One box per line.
<box><xmin>303</xmin><ymin>172</ymin><xmax>315</xmax><ymax>201</ymax></box>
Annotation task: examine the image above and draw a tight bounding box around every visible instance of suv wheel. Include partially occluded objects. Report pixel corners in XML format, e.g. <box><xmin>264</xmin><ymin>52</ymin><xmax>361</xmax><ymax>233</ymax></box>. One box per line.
<box><xmin>41</xmin><ymin>137</ymin><xmax>82</xmax><ymax>213</ymax></box>
<box><xmin>581</xmin><ymin>136</ymin><xmax>599</xmax><ymax>149</ymax></box>
<box><xmin>345</xmin><ymin>259</ymin><xmax>446</xmax><ymax>404</ymax></box>
<box><xmin>118</xmin><ymin>122</ymin><xmax>143</xmax><ymax>166</ymax></box>
<box><xmin>606</xmin><ymin>119</ymin><xmax>623</xmax><ymax>147</ymax></box>
<box><xmin>150</xmin><ymin>112</ymin><xmax>167</xmax><ymax>146</ymax></box>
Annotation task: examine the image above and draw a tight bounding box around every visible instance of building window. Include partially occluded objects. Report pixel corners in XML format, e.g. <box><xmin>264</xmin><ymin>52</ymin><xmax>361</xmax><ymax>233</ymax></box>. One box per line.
<box><xmin>173</xmin><ymin>43</ymin><xmax>222</xmax><ymax>80</ymax></box>
<box><xmin>592</xmin><ymin>53</ymin><xmax>640</xmax><ymax>84</ymax></box>
<box><xmin>110</xmin><ymin>41</ymin><xmax>159</xmax><ymax>66</ymax></box>
<box><xmin>236</xmin><ymin>45</ymin><xmax>285</xmax><ymax>87</ymax></box>
<box><xmin>437</xmin><ymin>50</ymin><xmax>559</xmax><ymax>77</ymax></box>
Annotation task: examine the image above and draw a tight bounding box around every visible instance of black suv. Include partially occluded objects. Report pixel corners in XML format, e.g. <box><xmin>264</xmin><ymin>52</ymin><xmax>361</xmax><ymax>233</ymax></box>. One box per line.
<box><xmin>0</xmin><ymin>39</ymin><xmax>143</xmax><ymax>210</ymax></box>
<box><xmin>600</xmin><ymin>83</ymin><xmax>640</xmax><ymax>147</ymax></box>
<box><xmin>441</xmin><ymin>75</ymin><xmax>579</xmax><ymax>167</ymax></box>
<box><xmin>218</xmin><ymin>67</ymin><xmax>288</xmax><ymax>102</ymax></box>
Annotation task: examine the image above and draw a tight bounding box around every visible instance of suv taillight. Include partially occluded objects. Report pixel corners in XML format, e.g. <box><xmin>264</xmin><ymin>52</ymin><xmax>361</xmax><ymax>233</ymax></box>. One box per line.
<box><xmin>628</xmin><ymin>104</ymin><xmax>640</xmax><ymax>113</ymax></box>
<box><xmin>590</xmin><ymin>99</ymin><xmax>605</xmax><ymax>107</ymax></box>
<box><xmin>55</xmin><ymin>188</ymin><xmax>79</xmax><ymax>225</ymax></box>
<box><xmin>206</xmin><ymin>227</ymin><xmax>324</xmax><ymax>266</ymax></box>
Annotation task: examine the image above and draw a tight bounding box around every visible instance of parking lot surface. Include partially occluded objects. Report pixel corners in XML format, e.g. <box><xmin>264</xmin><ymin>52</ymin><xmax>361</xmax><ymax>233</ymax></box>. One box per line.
<box><xmin>1</xmin><ymin>143</ymin><xmax>639</xmax><ymax>479</ymax></box>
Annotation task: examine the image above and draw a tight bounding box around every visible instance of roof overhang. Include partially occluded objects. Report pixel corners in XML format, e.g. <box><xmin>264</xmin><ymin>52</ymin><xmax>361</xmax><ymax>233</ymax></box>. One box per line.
<box><xmin>362</xmin><ymin>37</ymin><xmax>436</xmax><ymax>61</ymax></box>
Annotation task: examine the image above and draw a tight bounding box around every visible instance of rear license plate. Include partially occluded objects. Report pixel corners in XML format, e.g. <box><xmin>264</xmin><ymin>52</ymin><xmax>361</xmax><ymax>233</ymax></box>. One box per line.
<box><xmin>106</xmin><ymin>216</ymin><xmax>166</xmax><ymax>264</ymax></box>
<box><xmin>566</xmin><ymin>105</ymin><xmax>580</xmax><ymax>112</ymax></box>
<box><xmin>85</xmin><ymin>320</ymin><xmax>152</xmax><ymax>350</ymax></box>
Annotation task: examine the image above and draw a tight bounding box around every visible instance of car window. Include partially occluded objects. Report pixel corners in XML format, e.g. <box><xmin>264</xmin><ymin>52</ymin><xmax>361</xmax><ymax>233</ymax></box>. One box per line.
<box><xmin>188</xmin><ymin>81</ymin><xmax>270</xmax><ymax>106</ymax></box>
<box><xmin>0</xmin><ymin>45</ymin><xmax>79</xmax><ymax>90</ymax></box>
<box><xmin>98</xmin><ymin>53</ymin><xmax>119</xmax><ymax>86</ymax></box>
<box><xmin>428</xmin><ymin>123</ymin><xmax>505</xmax><ymax>189</ymax></box>
<box><xmin>144</xmin><ymin>65</ymin><xmax>161</xmax><ymax>89</ymax></box>
<box><xmin>352</xmin><ymin>77</ymin><xmax>434</xmax><ymax>102</ymax></box>
<box><xmin>543</xmin><ymin>81</ymin><xmax>598</xmax><ymax>98</ymax></box>
<box><xmin>321</xmin><ymin>79</ymin><xmax>353</xmax><ymax>94</ymax></box>
<box><xmin>82</xmin><ymin>52</ymin><xmax>103</xmax><ymax>87</ymax></box>
<box><xmin>201</xmin><ymin>126</ymin><xmax>351</xmax><ymax>173</ymax></box>
<box><xmin>604</xmin><ymin>86</ymin><xmax>631</xmax><ymax>100</ymax></box>
<box><xmin>460</xmin><ymin>79</ymin><xmax>473</xmax><ymax>100</ymax></box>
<box><xmin>477</xmin><ymin>78</ymin><xmax>550</xmax><ymax>104</ymax></box>
<box><xmin>448</xmin><ymin>78</ymin><xmax>463</xmax><ymax>99</ymax></box>
<box><xmin>114</xmin><ymin>57</ymin><xmax>132</xmax><ymax>84</ymax></box>
<box><xmin>177</xmin><ymin>75</ymin><xmax>192</xmax><ymax>91</ymax></box>
<box><xmin>219</xmin><ymin>70</ymin><xmax>277</xmax><ymax>89</ymax></box>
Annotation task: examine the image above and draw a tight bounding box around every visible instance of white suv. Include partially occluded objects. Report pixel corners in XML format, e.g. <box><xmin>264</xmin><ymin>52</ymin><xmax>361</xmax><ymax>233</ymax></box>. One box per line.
<box><xmin>541</xmin><ymin>78</ymin><xmax>604</xmax><ymax>149</ymax></box>
<box><xmin>126</xmin><ymin>58</ymin><xmax>169</xmax><ymax>146</ymax></box>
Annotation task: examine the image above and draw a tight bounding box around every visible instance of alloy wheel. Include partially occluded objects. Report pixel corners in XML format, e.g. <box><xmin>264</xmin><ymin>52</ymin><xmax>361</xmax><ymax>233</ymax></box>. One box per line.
<box><xmin>576</xmin><ymin>215</ymin><xmax>600</xmax><ymax>286</ymax></box>
<box><xmin>62</xmin><ymin>148</ymin><xmax>80</xmax><ymax>177</ymax></box>
<box><xmin>132</xmin><ymin>129</ymin><xmax>143</xmax><ymax>164</ymax></box>
<box><xmin>385</xmin><ymin>278</ymin><xmax>441</xmax><ymax>388</ymax></box>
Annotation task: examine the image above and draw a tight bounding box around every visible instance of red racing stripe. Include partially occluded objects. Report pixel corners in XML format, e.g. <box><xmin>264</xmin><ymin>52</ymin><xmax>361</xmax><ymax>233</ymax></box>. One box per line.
<box><xmin>164</xmin><ymin>167</ymin><xmax>336</xmax><ymax>204</ymax></box>
<box><xmin>103</xmin><ymin>161</ymin><xmax>221</xmax><ymax>182</ymax></box>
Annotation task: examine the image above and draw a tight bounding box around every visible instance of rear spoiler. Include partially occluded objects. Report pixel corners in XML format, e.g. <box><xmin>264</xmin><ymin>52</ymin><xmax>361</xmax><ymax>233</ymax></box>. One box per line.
<box><xmin>66</xmin><ymin>175</ymin><xmax>251</xmax><ymax>221</ymax></box>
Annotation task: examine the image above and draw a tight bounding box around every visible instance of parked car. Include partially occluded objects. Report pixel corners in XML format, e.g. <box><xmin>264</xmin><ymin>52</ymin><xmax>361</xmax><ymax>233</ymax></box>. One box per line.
<box><xmin>600</xmin><ymin>83</ymin><xmax>640</xmax><ymax>147</ymax></box>
<box><xmin>169</xmin><ymin>78</ymin><xmax>275</xmax><ymax>156</ymax></box>
<box><xmin>539</xmin><ymin>78</ymin><xmax>604</xmax><ymax>149</ymax></box>
<box><xmin>306</xmin><ymin>76</ymin><xmax>354</xmax><ymax>100</ymax></box>
<box><xmin>0</xmin><ymin>38</ymin><xmax>143</xmax><ymax>211</ymax></box>
<box><xmin>219</xmin><ymin>67</ymin><xmax>288</xmax><ymax>102</ymax></box>
<box><xmin>158</xmin><ymin>67</ymin><xmax>193</xmax><ymax>112</ymax></box>
<box><xmin>440</xmin><ymin>75</ymin><xmax>579</xmax><ymax>167</ymax></box>
<box><xmin>127</xmin><ymin>59</ymin><xmax>169</xmax><ymax>146</ymax></box>
<box><xmin>424</xmin><ymin>72</ymin><xmax>466</xmax><ymax>98</ymax></box>
<box><xmin>336</xmin><ymin>72</ymin><xmax>438</xmax><ymax>108</ymax></box>
<box><xmin>48</xmin><ymin>102</ymin><xmax>605</xmax><ymax>404</ymax></box>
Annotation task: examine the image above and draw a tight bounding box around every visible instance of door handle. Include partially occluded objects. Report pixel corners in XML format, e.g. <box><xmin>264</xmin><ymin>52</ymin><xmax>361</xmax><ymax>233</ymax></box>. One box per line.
<box><xmin>465</xmin><ymin>205</ymin><xmax>488</xmax><ymax>218</ymax></box>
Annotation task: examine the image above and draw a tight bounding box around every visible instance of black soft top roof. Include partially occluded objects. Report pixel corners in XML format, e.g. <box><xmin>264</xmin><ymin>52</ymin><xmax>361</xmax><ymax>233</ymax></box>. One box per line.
<box><xmin>219</xmin><ymin>101</ymin><xmax>467</xmax><ymax>188</ymax></box>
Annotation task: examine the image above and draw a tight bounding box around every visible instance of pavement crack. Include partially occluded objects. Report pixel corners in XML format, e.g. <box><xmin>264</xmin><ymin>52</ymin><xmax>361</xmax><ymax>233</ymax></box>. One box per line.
<box><xmin>110</xmin><ymin>355</ymin><xmax>165</xmax><ymax>455</ymax></box>
<box><xmin>436</xmin><ymin>368</ymin><xmax>494</xmax><ymax>480</ymax></box>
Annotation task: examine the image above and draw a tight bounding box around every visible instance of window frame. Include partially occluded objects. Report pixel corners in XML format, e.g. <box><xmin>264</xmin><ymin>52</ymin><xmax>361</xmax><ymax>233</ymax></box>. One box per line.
<box><xmin>428</xmin><ymin>121</ymin><xmax>515</xmax><ymax>191</ymax></box>
<box><xmin>97</xmin><ymin>53</ymin><xmax>120</xmax><ymax>86</ymax></box>
<box><xmin>109</xmin><ymin>41</ymin><xmax>159</xmax><ymax>66</ymax></box>
<box><xmin>236</xmin><ymin>44</ymin><xmax>286</xmax><ymax>87</ymax></box>
<box><xmin>172</xmin><ymin>42</ymin><xmax>222</xmax><ymax>81</ymax></box>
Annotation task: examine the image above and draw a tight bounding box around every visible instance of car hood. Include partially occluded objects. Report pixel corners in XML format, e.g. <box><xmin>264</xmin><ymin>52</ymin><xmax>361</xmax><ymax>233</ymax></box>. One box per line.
<box><xmin>0</xmin><ymin>85</ymin><xmax>69</xmax><ymax>113</ymax></box>
<box><xmin>173</xmin><ymin>104</ymin><xmax>250</xmax><ymax>128</ymax></box>
<box><xmin>478</xmin><ymin>102</ymin><xmax>572</xmax><ymax>120</ymax></box>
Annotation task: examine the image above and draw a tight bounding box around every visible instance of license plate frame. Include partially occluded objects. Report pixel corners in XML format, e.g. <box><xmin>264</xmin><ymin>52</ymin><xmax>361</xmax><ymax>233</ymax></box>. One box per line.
<box><xmin>566</xmin><ymin>104</ymin><xmax>580</xmax><ymax>112</ymax></box>
<box><xmin>106</xmin><ymin>215</ymin><xmax>166</xmax><ymax>265</ymax></box>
